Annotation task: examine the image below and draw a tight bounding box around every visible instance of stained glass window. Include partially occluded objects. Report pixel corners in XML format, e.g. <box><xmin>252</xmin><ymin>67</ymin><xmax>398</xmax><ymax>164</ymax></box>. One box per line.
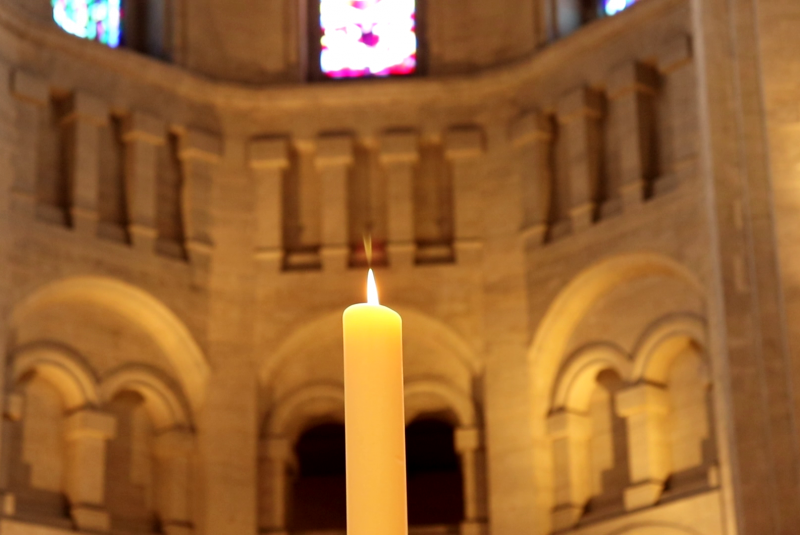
<box><xmin>604</xmin><ymin>0</ymin><xmax>638</xmax><ymax>16</ymax></box>
<box><xmin>319</xmin><ymin>0</ymin><xmax>417</xmax><ymax>79</ymax></box>
<box><xmin>52</xmin><ymin>0</ymin><xmax>122</xmax><ymax>48</ymax></box>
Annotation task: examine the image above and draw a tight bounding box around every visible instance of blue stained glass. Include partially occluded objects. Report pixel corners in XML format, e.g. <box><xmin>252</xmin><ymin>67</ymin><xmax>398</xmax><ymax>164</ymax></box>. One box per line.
<box><xmin>52</xmin><ymin>0</ymin><xmax>122</xmax><ymax>48</ymax></box>
<box><xmin>604</xmin><ymin>0</ymin><xmax>638</xmax><ymax>16</ymax></box>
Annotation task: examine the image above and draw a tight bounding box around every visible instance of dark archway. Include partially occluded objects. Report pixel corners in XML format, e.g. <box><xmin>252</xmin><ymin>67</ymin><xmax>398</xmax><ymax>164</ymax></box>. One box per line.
<box><xmin>289</xmin><ymin>423</ymin><xmax>347</xmax><ymax>531</ymax></box>
<box><xmin>406</xmin><ymin>418</ymin><xmax>464</xmax><ymax>527</ymax></box>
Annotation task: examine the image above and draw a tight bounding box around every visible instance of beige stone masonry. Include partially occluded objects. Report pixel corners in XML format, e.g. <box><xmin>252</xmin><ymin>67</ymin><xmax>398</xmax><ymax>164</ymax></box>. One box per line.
<box><xmin>606</xmin><ymin>62</ymin><xmax>659</xmax><ymax>212</ymax></box>
<box><xmin>316</xmin><ymin>133</ymin><xmax>354</xmax><ymax>271</ymax></box>
<box><xmin>10</xmin><ymin>70</ymin><xmax>48</xmax><ymax>216</ymax></box>
<box><xmin>555</xmin><ymin>87</ymin><xmax>603</xmax><ymax>237</ymax></box>
<box><xmin>154</xmin><ymin>429</ymin><xmax>195</xmax><ymax>535</ymax></box>
<box><xmin>249</xmin><ymin>136</ymin><xmax>290</xmax><ymax>272</ymax></box>
<box><xmin>62</xmin><ymin>91</ymin><xmax>109</xmax><ymax>236</ymax></box>
<box><xmin>455</xmin><ymin>426</ymin><xmax>488</xmax><ymax>530</ymax></box>
<box><xmin>258</xmin><ymin>436</ymin><xmax>293</xmax><ymax>534</ymax></box>
<box><xmin>123</xmin><ymin>112</ymin><xmax>166</xmax><ymax>253</ymax></box>
<box><xmin>380</xmin><ymin>130</ymin><xmax>418</xmax><ymax>268</ymax></box>
<box><xmin>510</xmin><ymin>110</ymin><xmax>553</xmax><ymax>248</ymax></box>
<box><xmin>65</xmin><ymin>409</ymin><xmax>116</xmax><ymax>532</ymax></box>
<box><xmin>547</xmin><ymin>410</ymin><xmax>591</xmax><ymax>530</ymax></box>
<box><xmin>616</xmin><ymin>383</ymin><xmax>670</xmax><ymax>511</ymax></box>
<box><xmin>445</xmin><ymin>126</ymin><xmax>485</xmax><ymax>265</ymax></box>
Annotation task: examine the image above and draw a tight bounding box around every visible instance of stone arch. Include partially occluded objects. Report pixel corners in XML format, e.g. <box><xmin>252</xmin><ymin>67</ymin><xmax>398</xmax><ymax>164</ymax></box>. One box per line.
<box><xmin>632</xmin><ymin>314</ymin><xmax>708</xmax><ymax>384</ymax></box>
<box><xmin>100</xmin><ymin>366</ymin><xmax>192</xmax><ymax>430</ymax></box>
<box><xmin>552</xmin><ymin>343</ymin><xmax>632</xmax><ymax>413</ymax></box>
<box><xmin>606</xmin><ymin>524</ymin><xmax>703</xmax><ymax>535</ymax></box>
<box><xmin>528</xmin><ymin>253</ymin><xmax>702</xmax><ymax>418</ymax></box>
<box><xmin>10</xmin><ymin>276</ymin><xmax>210</xmax><ymax>410</ymax></box>
<box><xmin>11</xmin><ymin>344</ymin><xmax>99</xmax><ymax>409</ymax></box>
<box><xmin>264</xmin><ymin>382</ymin><xmax>345</xmax><ymax>442</ymax></box>
<box><xmin>404</xmin><ymin>378</ymin><xmax>477</xmax><ymax>427</ymax></box>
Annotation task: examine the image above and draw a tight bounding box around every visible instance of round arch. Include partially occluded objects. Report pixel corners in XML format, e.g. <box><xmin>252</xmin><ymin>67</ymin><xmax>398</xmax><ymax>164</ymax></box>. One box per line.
<box><xmin>632</xmin><ymin>314</ymin><xmax>708</xmax><ymax>384</ymax></box>
<box><xmin>552</xmin><ymin>343</ymin><xmax>631</xmax><ymax>413</ymax></box>
<box><xmin>100</xmin><ymin>365</ymin><xmax>192</xmax><ymax>430</ymax></box>
<box><xmin>404</xmin><ymin>379</ymin><xmax>476</xmax><ymax>427</ymax></box>
<box><xmin>10</xmin><ymin>276</ymin><xmax>210</xmax><ymax>410</ymax></box>
<box><xmin>264</xmin><ymin>382</ymin><xmax>345</xmax><ymax>441</ymax></box>
<box><xmin>11</xmin><ymin>344</ymin><xmax>99</xmax><ymax>409</ymax></box>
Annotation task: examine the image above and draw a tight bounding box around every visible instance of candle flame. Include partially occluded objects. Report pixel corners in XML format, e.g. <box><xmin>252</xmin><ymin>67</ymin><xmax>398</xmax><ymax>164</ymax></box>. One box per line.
<box><xmin>367</xmin><ymin>269</ymin><xmax>379</xmax><ymax>305</ymax></box>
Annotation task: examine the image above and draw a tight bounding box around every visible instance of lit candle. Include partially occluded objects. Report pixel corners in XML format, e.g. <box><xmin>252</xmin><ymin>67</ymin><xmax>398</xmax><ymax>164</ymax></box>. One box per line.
<box><xmin>343</xmin><ymin>269</ymin><xmax>408</xmax><ymax>535</ymax></box>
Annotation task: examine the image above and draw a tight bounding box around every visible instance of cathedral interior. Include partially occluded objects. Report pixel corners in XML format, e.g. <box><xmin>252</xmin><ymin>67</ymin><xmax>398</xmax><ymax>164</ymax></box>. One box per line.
<box><xmin>0</xmin><ymin>0</ymin><xmax>799</xmax><ymax>535</ymax></box>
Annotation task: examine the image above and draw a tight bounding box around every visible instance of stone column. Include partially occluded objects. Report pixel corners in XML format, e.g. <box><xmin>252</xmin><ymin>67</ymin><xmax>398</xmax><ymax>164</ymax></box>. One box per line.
<box><xmin>249</xmin><ymin>136</ymin><xmax>290</xmax><ymax>273</ymax></box>
<box><xmin>379</xmin><ymin>130</ymin><xmax>418</xmax><ymax>268</ymax></box>
<box><xmin>445</xmin><ymin>126</ymin><xmax>485</xmax><ymax>265</ymax></box>
<box><xmin>455</xmin><ymin>427</ymin><xmax>487</xmax><ymax>535</ymax></box>
<box><xmin>547</xmin><ymin>410</ymin><xmax>591</xmax><ymax>531</ymax></box>
<box><xmin>9</xmin><ymin>70</ymin><xmax>49</xmax><ymax>218</ymax></box>
<box><xmin>315</xmin><ymin>134</ymin><xmax>353</xmax><ymax>271</ymax></box>
<box><xmin>179</xmin><ymin>129</ymin><xmax>222</xmax><ymax>284</ymax></box>
<box><xmin>123</xmin><ymin>112</ymin><xmax>165</xmax><ymax>253</ymax></box>
<box><xmin>62</xmin><ymin>91</ymin><xmax>109</xmax><ymax>235</ymax></box>
<box><xmin>64</xmin><ymin>409</ymin><xmax>116</xmax><ymax>532</ymax></box>
<box><xmin>616</xmin><ymin>383</ymin><xmax>670</xmax><ymax>510</ymax></box>
<box><xmin>554</xmin><ymin>87</ymin><xmax>603</xmax><ymax>237</ymax></box>
<box><xmin>606</xmin><ymin>62</ymin><xmax>658</xmax><ymax>212</ymax></box>
<box><xmin>154</xmin><ymin>429</ymin><xmax>195</xmax><ymax>535</ymax></box>
<box><xmin>655</xmin><ymin>34</ymin><xmax>695</xmax><ymax>194</ymax></box>
<box><xmin>258</xmin><ymin>437</ymin><xmax>292</xmax><ymax>535</ymax></box>
<box><xmin>510</xmin><ymin>110</ymin><xmax>553</xmax><ymax>248</ymax></box>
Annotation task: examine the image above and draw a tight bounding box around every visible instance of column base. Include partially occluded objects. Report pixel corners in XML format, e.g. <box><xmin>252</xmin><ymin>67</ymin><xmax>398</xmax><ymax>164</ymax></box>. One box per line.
<box><xmin>164</xmin><ymin>522</ymin><xmax>194</xmax><ymax>535</ymax></box>
<box><xmin>460</xmin><ymin>520</ymin><xmax>488</xmax><ymax>535</ymax></box>
<box><xmin>321</xmin><ymin>245</ymin><xmax>348</xmax><ymax>271</ymax></box>
<box><xmin>623</xmin><ymin>480</ymin><xmax>665</xmax><ymax>511</ymax></box>
<box><xmin>552</xmin><ymin>504</ymin><xmax>583</xmax><ymax>531</ymax></box>
<box><xmin>71</xmin><ymin>504</ymin><xmax>110</xmax><ymax>532</ymax></box>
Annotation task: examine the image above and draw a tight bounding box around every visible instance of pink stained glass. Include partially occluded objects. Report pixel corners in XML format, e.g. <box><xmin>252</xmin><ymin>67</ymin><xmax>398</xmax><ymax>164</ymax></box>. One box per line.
<box><xmin>320</xmin><ymin>0</ymin><xmax>417</xmax><ymax>79</ymax></box>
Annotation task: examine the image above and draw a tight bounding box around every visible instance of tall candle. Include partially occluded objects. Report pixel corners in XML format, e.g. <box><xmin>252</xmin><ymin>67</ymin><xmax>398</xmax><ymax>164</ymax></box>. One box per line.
<box><xmin>343</xmin><ymin>269</ymin><xmax>408</xmax><ymax>535</ymax></box>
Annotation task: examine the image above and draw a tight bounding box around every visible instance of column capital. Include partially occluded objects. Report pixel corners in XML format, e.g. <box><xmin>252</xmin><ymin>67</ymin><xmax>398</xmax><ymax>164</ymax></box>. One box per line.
<box><xmin>607</xmin><ymin>62</ymin><xmax>658</xmax><ymax>99</ymax></box>
<box><xmin>65</xmin><ymin>409</ymin><xmax>116</xmax><ymax>441</ymax></box>
<box><xmin>316</xmin><ymin>133</ymin><xmax>354</xmax><ymax>167</ymax></box>
<box><xmin>547</xmin><ymin>411</ymin><xmax>591</xmax><ymax>439</ymax></box>
<box><xmin>124</xmin><ymin>112</ymin><xmax>166</xmax><ymax>145</ymax></box>
<box><xmin>11</xmin><ymin>69</ymin><xmax>48</xmax><ymax>106</ymax></box>
<box><xmin>455</xmin><ymin>427</ymin><xmax>483</xmax><ymax>453</ymax></box>
<box><xmin>180</xmin><ymin>129</ymin><xmax>223</xmax><ymax>163</ymax></box>
<box><xmin>155</xmin><ymin>429</ymin><xmax>195</xmax><ymax>458</ymax></box>
<box><xmin>250</xmin><ymin>136</ymin><xmax>290</xmax><ymax>170</ymax></box>
<box><xmin>658</xmin><ymin>33</ymin><xmax>693</xmax><ymax>74</ymax></box>
<box><xmin>557</xmin><ymin>87</ymin><xmax>603</xmax><ymax>123</ymax></box>
<box><xmin>510</xmin><ymin>110</ymin><xmax>552</xmax><ymax>148</ymax></box>
<box><xmin>445</xmin><ymin>126</ymin><xmax>485</xmax><ymax>159</ymax></box>
<box><xmin>616</xmin><ymin>383</ymin><xmax>669</xmax><ymax>417</ymax></box>
<box><xmin>63</xmin><ymin>91</ymin><xmax>109</xmax><ymax>127</ymax></box>
<box><xmin>4</xmin><ymin>393</ymin><xmax>24</xmax><ymax>421</ymax></box>
<box><xmin>380</xmin><ymin>130</ymin><xmax>419</xmax><ymax>164</ymax></box>
<box><xmin>260</xmin><ymin>436</ymin><xmax>293</xmax><ymax>461</ymax></box>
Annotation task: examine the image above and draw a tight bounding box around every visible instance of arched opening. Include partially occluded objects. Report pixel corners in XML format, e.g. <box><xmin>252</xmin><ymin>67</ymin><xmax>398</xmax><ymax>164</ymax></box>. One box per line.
<box><xmin>122</xmin><ymin>0</ymin><xmax>171</xmax><ymax>59</ymax></box>
<box><xmin>105</xmin><ymin>391</ymin><xmax>160</xmax><ymax>533</ymax></box>
<box><xmin>406</xmin><ymin>418</ymin><xmax>464</xmax><ymax>527</ymax></box>
<box><xmin>289</xmin><ymin>423</ymin><xmax>347</xmax><ymax>532</ymax></box>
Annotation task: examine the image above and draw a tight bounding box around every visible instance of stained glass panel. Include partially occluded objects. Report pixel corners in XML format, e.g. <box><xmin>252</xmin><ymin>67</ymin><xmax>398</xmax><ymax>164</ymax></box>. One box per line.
<box><xmin>52</xmin><ymin>0</ymin><xmax>122</xmax><ymax>48</ymax></box>
<box><xmin>320</xmin><ymin>0</ymin><xmax>417</xmax><ymax>79</ymax></box>
<box><xmin>604</xmin><ymin>0</ymin><xmax>638</xmax><ymax>16</ymax></box>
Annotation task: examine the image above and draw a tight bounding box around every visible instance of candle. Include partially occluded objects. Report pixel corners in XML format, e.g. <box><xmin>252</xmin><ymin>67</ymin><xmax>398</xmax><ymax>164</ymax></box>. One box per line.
<box><xmin>343</xmin><ymin>269</ymin><xmax>408</xmax><ymax>535</ymax></box>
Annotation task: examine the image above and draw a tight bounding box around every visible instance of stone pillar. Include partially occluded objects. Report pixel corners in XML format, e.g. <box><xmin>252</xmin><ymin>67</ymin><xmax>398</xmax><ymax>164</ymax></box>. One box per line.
<box><xmin>616</xmin><ymin>383</ymin><xmax>670</xmax><ymax>510</ymax></box>
<box><xmin>379</xmin><ymin>131</ymin><xmax>418</xmax><ymax>268</ymax></box>
<box><xmin>123</xmin><ymin>112</ymin><xmax>165</xmax><ymax>253</ymax></box>
<box><xmin>554</xmin><ymin>87</ymin><xmax>603</xmax><ymax>237</ymax></box>
<box><xmin>154</xmin><ymin>429</ymin><xmax>195</xmax><ymax>535</ymax></box>
<box><xmin>445</xmin><ymin>126</ymin><xmax>485</xmax><ymax>265</ymax></box>
<box><xmin>606</xmin><ymin>62</ymin><xmax>658</xmax><ymax>212</ymax></box>
<box><xmin>510</xmin><ymin>110</ymin><xmax>553</xmax><ymax>248</ymax></box>
<box><xmin>656</xmin><ymin>34</ymin><xmax>695</xmax><ymax>194</ymax></box>
<box><xmin>64</xmin><ymin>409</ymin><xmax>116</xmax><ymax>532</ymax></box>
<box><xmin>455</xmin><ymin>427</ymin><xmax>487</xmax><ymax>535</ymax></box>
<box><xmin>249</xmin><ymin>136</ymin><xmax>290</xmax><ymax>273</ymax></box>
<box><xmin>10</xmin><ymin>70</ymin><xmax>49</xmax><ymax>218</ymax></box>
<box><xmin>258</xmin><ymin>437</ymin><xmax>292</xmax><ymax>535</ymax></box>
<box><xmin>179</xmin><ymin>129</ymin><xmax>222</xmax><ymax>283</ymax></box>
<box><xmin>315</xmin><ymin>134</ymin><xmax>353</xmax><ymax>271</ymax></box>
<box><xmin>62</xmin><ymin>91</ymin><xmax>109</xmax><ymax>235</ymax></box>
<box><xmin>547</xmin><ymin>410</ymin><xmax>591</xmax><ymax>531</ymax></box>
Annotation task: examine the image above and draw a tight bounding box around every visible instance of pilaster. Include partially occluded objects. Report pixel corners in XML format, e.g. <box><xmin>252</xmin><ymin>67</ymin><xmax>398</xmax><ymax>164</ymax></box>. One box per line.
<box><xmin>249</xmin><ymin>136</ymin><xmax>290</xmax><ymax>273</ymax></box>
<box><xmin>315</xmin><ymin>133</ymin><xmax>354</xmax><ymax>271</ymax></box>
<box><xmin>445</xmin><ymin>126</ymin><xmax>485</xmax><ymax>265</ymax></box>
<box><xmin>380</xmin><ymin>130</ymin><xmax>418</xmax><ymax>268</ymax></box>
<box><xmin>547</xmin><ymin>410</ymin><xmax>591</xmax><ymax>530</ymax></box>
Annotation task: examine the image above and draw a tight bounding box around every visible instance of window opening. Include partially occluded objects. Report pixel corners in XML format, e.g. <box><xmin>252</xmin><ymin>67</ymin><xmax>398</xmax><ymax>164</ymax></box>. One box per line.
<box><xmin>318</xmin><ymin>0</ymin><xmax>417</xmax><ymax>79</ymax></box>
<box><xmin>52</xmin><ymin>0</ymin><xmax>122</xmax><ymax>48</ymax></box>
<box><xmin>603</xmin><ymin>0</ymin><xmax>639</xmax><ymax>16</ymax></box>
